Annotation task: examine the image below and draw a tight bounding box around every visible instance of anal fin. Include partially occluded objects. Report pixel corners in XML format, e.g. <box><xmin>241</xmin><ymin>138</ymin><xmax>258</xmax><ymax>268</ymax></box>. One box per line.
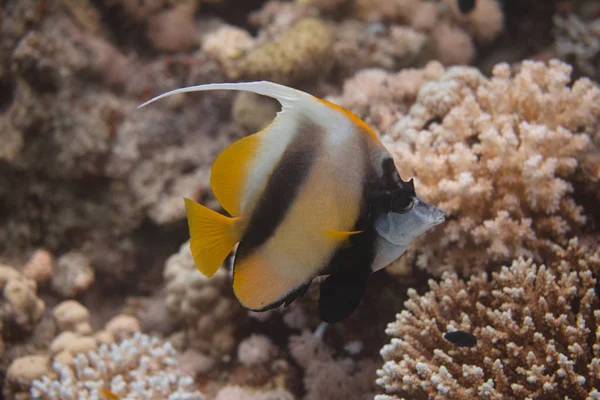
<box><xmin>233</xmin><ymin>252</ymin><xmax>311</xmax><ymax>311</ymax></box>
<box><xmin>283</xmin><ymin>280</ymin><xmax>312</xmax><ymax>307</ymax></box>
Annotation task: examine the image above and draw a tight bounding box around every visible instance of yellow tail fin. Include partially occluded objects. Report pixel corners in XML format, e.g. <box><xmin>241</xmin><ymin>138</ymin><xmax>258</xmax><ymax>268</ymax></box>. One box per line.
<box><xmin>184</xmin><ymin>198</ymin><xmax>241</xmax><ymax>277</ymax></box>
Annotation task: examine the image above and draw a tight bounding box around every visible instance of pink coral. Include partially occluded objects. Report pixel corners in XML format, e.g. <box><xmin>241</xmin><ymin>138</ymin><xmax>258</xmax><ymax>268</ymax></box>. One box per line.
<box><xmin>289</xmin><ymin>331</ymin><xmax>377</xmax><ymax>400</ymax></box>
<box><xmin>146</xmin><ymin>3</ymin><xmax>198</xmax><ymax>52</ymax></box>
<box><xmin>385</xmin><ymin>59</ymin><xmax>599</xmax><ymax>276</ymax></box>
<box><xmin>443</xmin><ymin>0</ymin><xmax>504</xmax><ymax>42</ymax></box>
<box><xmin>431</xmin><ymin>21</ymin><xmax>475</xmax><ymax>65</ymax></box>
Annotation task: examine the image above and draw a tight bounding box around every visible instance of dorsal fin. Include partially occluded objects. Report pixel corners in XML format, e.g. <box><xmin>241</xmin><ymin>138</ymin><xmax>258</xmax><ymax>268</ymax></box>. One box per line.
<box><xmin>210</xmin><ymin>132</ymin><xmax>262</xmax><ymax>217</ymax></box>
<box><xmin>137</xmin><ymin>81</ymin><xmax>304</xmax><ymax>110</ymax></box>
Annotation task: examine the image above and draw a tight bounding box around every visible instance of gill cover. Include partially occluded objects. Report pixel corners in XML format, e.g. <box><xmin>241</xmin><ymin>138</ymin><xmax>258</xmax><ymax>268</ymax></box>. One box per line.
<box><xmin>375</xmin><ymin>197</ymin><xmax>445</xmax><ymax>246</ymax></box>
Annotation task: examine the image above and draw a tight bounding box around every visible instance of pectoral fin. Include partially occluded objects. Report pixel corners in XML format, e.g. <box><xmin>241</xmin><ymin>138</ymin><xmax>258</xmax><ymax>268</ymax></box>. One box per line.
<box><xmin>318</xmin><ymin>267</ymin><xmax>370</xmax><ymax>323</ymax></box>
<box><xmin>322</xmin><ymin>229</ymin><xmax>362</xmax><ymax>242</ymax></box>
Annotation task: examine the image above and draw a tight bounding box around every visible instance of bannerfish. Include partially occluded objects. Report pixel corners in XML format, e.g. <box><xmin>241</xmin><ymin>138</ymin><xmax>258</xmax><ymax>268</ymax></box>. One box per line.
<box><xmin>444</xmin><ymin>330</ymin><xmax>478</xmax><ymax>347</ymax></box>
<box><xmin>138</xmin><ymin>81</ymin><xmax>445</xmax><ymax>323</ymax></box>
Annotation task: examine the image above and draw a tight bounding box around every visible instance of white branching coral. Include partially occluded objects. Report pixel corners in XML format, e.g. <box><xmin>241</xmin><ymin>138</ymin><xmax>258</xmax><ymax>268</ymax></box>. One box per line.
<box><xmin>387</xmin><ymin>59</ymin><xmax>600</xmax><ymax>276</ymax></box>
<box><xmin>30</xmin><ymin>332</ymin><xmax>205</xmax><ymax>400</ymax></box>
<box><xmin>289</xmin><ymin>330</ymin><xmax>377</xmax><ymax>400</ymax></box>
<box><xmin>376</xmin><ymin>239</ymin><xmax>600</xmax><ymax>399</ymax></box>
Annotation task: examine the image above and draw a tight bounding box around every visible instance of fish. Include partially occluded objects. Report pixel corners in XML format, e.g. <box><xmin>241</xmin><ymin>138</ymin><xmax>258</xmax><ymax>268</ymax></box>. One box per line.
<box><xmin>444</xmin><ymin>330</ymin><xmax>478</xmax><ymax>347</ymax></box>
<box><xmin>458</xmin><ymin>0</ymin><xmax>477</xmax><ymax>14</ymax></box>
<box><xmin>138</xmin><ymin>81</ymin><xmax>445</xmax><ymax>323</ymax></box>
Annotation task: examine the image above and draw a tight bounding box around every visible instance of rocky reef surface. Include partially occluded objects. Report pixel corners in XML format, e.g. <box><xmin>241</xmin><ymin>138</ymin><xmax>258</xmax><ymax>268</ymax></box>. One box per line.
<box><xmin>1</xmin><ymin>0</ymin><xmax>599</xmax><ymax>399</ymax></box>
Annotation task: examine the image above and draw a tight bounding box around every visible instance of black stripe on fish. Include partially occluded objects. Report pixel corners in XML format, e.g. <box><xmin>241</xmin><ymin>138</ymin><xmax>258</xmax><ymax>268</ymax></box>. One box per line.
<box><xmin>236</xmin><ymin>118</ymin><xmax>322</xmax><ymax>258</ymax></box>
<box><xmin>318</xmin><ymin>175</ymin><xmax>379</xmax><ymax>323</ymax></box>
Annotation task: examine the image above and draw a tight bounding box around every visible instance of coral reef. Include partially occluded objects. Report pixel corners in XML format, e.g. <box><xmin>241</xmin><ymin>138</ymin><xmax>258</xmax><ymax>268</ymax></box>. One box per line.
<box><xmin>0</xmin><ymin>265</ymin><xmax>45</xmax><ymax>337</ymax></box>
<box><xmin>289</xmin><ymin>330</ymin><xmax>378</xmax><ymax>400</ymax></box>
<box><xmin>2</xmin><ymin>0</ymin><xmax>600</xmax><ymax>398</ymax></box>
<box><xmin>554</xmin><ymin>13</ymin><xmax>600</xmax><ymax>79</ymax></box>
<box><xmin>376</xmin><ymin>239</ymin><xmax>600</xmax><ymax>399</ymax></box>
<box><xmin>384</xmin><ymin>59</ymin><xmax>600</xmax><ymax>276</ymax></box>
<box><xmin>240</xmin><ymin>18</ymin><xmax>334</xmax><ymax>84</ymax></box>
<box><xmin>214</xmin><ymin>386</ymin><xmax>294</xmax><ymax>400</ymax></box>
<box><xmin>164</xmin><ymin>241</ymin><xmax>242</xmax><ymax>356</ymax></box>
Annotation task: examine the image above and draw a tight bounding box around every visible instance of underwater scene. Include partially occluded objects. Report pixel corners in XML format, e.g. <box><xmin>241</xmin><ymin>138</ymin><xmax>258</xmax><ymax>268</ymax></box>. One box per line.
<box><xmin>1</xmin><ymin>0</ymin><xmax>600</xmax><ymax>399</ymax></box>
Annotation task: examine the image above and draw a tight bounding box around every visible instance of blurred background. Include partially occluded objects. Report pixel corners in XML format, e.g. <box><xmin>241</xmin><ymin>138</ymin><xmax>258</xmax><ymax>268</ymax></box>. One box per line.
<box><xmin>1</xmin><ymin>0</ymin><xmax>599</xmax><ymax>399</ymax></box>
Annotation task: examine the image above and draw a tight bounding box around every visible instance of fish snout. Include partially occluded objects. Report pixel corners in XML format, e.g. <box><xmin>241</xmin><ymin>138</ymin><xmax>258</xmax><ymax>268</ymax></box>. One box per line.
<box><xmin>430</xmin><ymin>205</ymin><xmax>445</xmax><ymax>226</ymax></box>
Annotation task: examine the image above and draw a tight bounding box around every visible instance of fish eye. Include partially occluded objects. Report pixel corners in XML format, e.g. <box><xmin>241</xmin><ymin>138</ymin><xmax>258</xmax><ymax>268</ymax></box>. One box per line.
<box><xmin>390</xmin><ymin>193</ymin><xmax>414</xmax><ymax>213</ymax></box>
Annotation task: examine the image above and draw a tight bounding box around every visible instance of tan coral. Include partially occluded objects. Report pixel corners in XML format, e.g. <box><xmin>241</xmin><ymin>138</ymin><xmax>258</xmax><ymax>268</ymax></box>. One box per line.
<box><xmin>232</xmin><ymin>91</ymin><xmax>280</xmax><ymax>133</ymax></box>
<box><xmin>376</xmin><ymin>239</ymin><xmax>600</xmax><ymax>399</ymax></box>
<box><xmin>214</xmin><ymin>385</ymin><xmax>294</xmax><ymax>400</ymax></box>
<box><xmin>146</xmin><ymin>2</ymin><xmax>199</xmax><ymax>52</ymax></box>
<box><xmin>5</xmin><ymin>355</ymin><xmax>52</xmax><ymax>400</ymax></box>
<box><xmin>22</xmin><ymin>249</ymin><xmax>53</xmax><ymax>284</ymax></box>
<box><xmin>104</xmin><ymin>313</ymin><xmax>141</xmax><ymax>340</ymax></box>
<box><xmin>238</xmin><ymin>18</ymin><xmax>334</xmax><ymax>84</ymax></box>
<box><xmin>203</xmin><ymin>24</ymin><xmax>256</xmax><ymax>74</ymax></box>
<box><xmin>164</xmin><ymin>241</ymin><xmax>242</xmax><ymax>356</ymax></box>
<box><xmin>356</xmin><ymin>0</ymin><xmax>419</xmax><ymax>23</ymax></box>
<box><xmin>52</xmin><ymin>300</ymin><xmax>92</xmax><ymax>335</ymax></box>
<box><xmin>330</xmin><ymin>61</ymin><xmax>445</xmax><ymax>135</ymax></box>
<box><xmin>431</xmin><ymin>21</ymin><xmax>475</xmax><ymax>65</ymax></box>
<box><xmin>333</xmin><ymin>22</ymin><xmax>433</xmax><ymax>77</ymax></box>
<box><xmin>386</xmin><ymin>59</ymin><xmax>600</xmax><ymax>276</ymax></box>
<box><xmin>1</xmin><ymin>265</ymin><xmax>45</xmax><ymax>334</ymax></box>
<box><xmin>51</xmin><ymin>251</ymin><xmax>95</xmax><ymax>297</ymax></box>
<box><xmin>50</xmin><ymin>331</ymin><xmax>97</xmax><ymax>355</ymax></box>
<box><xmin>443</xmin><ymin>0</ymin><xmax>504</xmax><ymax>42</ymax></box>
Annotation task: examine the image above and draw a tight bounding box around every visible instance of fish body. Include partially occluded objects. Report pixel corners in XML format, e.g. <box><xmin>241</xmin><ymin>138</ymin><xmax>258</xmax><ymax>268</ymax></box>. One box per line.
<box><xmin>138</xmin><ymin>81</ymin><xmax>445</xmax><ymax>323</ymax></box>
<box><xmin>444</xmin><ymin>330</ymin><xmax>478</xmax><ymax>347</ymax></box>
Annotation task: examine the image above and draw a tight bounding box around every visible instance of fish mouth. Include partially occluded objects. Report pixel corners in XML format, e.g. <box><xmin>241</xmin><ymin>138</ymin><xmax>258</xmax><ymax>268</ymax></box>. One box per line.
<box><xmin>430</xmin><ymin>207</ymin><xmax>445</xmax><ymax>226</ymax></box>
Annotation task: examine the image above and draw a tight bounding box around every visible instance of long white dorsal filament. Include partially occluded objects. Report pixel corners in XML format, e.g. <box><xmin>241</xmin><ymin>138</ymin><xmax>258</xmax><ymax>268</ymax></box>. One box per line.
<box><xmin>136</xmin><ymin>81</ymin><xmax>303</xmax><ymax>110</ymax></box>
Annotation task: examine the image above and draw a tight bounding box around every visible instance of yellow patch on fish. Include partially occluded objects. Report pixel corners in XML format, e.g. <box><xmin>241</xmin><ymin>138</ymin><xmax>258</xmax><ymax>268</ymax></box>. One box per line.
<box><xmin>100</xmin><ymin>388</ymin><xmax>119</xmax><ymax>400</ymax></box>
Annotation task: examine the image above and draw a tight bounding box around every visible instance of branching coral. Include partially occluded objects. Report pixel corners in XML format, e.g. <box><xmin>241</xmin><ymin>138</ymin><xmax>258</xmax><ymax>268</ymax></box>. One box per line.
<box><xmin>376</xmin><ymin>238</ymin><xmax>600</xmax><ymax>399</ymax></box>
<box><xmin>554</xmin><ymin>13</ymin><xmax>600</xmax><ymax>79</ymax></box>
<box><xmin>0</xmin><ymin>0</ymin><xmax>234</xmax><ymax>275</ymax></box>
<box><xmin>354</xmin><ymin>0</ymin><xmax>503</xmax><ymax>65</ymax></box>
<box><xmin>330</xmin><ymin>61</ymin><xmax>445</xmax><ymax>134</ymax></box>
<box><xmin>289</xmin><ymin>330</ymin><xmax>377</xmax><ymax>400</ymax></box>
<box><xmin>333</xmin><ymin>22</ymin><xmax>433</xmax><ymax>78</ymax></box>
<box><xmin>386</xmin><ymin>59</ymin><xmax>600</xmax><ymax>276</ymax></box>
<box><xmin>214</xmin><ymin>386</ymin><xmax>294</xmax><ymax>400</ymax></box>
<box><xmin>30</xmin><ymin>332</ymin><xmax>206</xmax><ymax>399</ymax></box>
